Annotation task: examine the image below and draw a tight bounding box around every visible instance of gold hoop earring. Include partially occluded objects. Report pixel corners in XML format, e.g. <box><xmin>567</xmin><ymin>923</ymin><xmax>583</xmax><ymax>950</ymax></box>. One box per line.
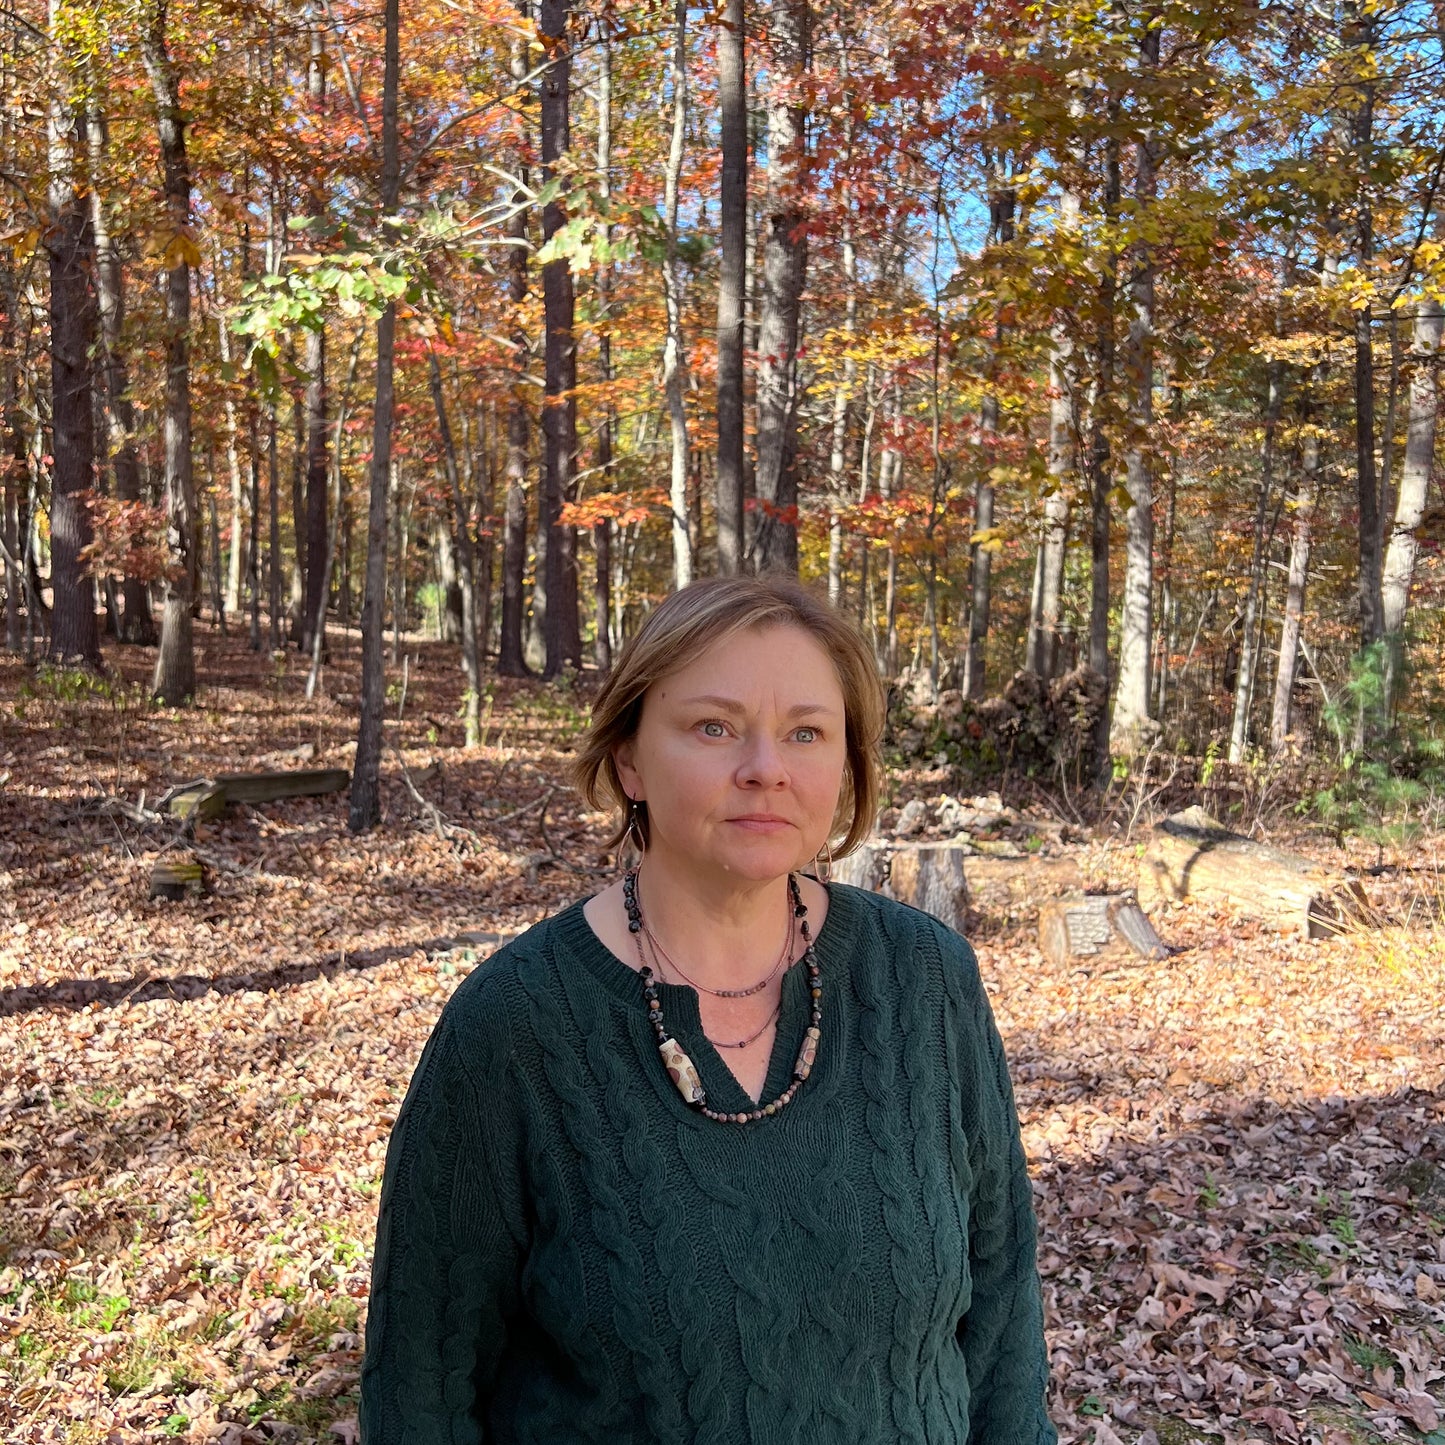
<box><xmin>623</xmin><ymin>799</ymin><xmax>647</xmax><ymax>865</ymax></box>
<box><xmin>814</xmin><ymin>839</ymin><xmax>833</xmax><ymax>884</ymax></box>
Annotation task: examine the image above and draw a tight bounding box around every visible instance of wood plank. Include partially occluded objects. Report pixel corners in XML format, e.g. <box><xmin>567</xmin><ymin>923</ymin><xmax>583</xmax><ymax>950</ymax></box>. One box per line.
<box><xmin>214</xmin><ymin>768</ymin><xmax>350</xmax><ymax>803</ymax></box>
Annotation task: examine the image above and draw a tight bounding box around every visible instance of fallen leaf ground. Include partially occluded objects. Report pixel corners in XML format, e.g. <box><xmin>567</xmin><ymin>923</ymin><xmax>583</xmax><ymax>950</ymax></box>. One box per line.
<box><xmin>1</xmin><ymin>624</ymin><xmax>1441</xmax><ymax>1445</ymax></box>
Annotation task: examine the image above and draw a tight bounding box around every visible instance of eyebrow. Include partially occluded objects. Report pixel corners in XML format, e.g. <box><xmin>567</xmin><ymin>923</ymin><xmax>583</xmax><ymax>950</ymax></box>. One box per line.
<box><xmin>674</xmin><ymin>694</ymin><xmax>840</xmax><ymax>719</ymax></box>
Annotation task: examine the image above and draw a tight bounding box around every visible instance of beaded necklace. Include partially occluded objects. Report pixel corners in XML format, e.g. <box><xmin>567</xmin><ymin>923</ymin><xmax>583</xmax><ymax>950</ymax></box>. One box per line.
<box><xmin>623</xmin><ymin>869</ymin><xmax>823</xmax><ymax>1124</ymax></box>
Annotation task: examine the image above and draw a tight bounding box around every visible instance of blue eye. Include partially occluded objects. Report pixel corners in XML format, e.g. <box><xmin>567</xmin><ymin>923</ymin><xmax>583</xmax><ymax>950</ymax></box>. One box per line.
<box><xmin>794</xmin><ymin>727</ymin><xmax>818</xmax><ymax>744</ymax></box>
<box><xmin>701</xmin><ymin>721</ymin><xmax>727</xmax><ymax>739</ymax></box>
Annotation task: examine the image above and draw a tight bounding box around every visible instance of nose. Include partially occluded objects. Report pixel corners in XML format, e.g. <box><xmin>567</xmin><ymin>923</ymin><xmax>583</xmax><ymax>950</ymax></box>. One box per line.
<box><xmin>737</xmin><ymin>733</ymin><xmax>788</xmax><ymax>789</ymax></box>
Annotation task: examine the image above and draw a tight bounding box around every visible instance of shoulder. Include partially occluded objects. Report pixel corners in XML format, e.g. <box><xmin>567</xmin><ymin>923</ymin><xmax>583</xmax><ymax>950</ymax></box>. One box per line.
<box><xmin>828</xmin><ymin>883</ymin><xmax>980</xmax><ymax>974</ymax></box>
<box><xmin>832</xmin><ymin>878</ymin><xmax>988</xmax><ymax>1005</ymax></box>
<box><xmin>434</xmin><ymin>907</ymin><xmax>578</xmax><ymax>1054</ymax></box>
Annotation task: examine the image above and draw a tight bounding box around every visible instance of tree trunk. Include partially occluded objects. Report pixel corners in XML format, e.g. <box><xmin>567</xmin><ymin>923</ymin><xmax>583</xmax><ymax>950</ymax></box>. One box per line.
<box><xmin>141</xmin><ymin>2</ymin><xmax>195</xmax><ymax>702</ymax></box>
<box><xmin>1228</xmin><ymin>358</ymin><xmax>1283</xmax><ymax>763</ymax></box>
<box><xmin>498</xmin><ymin>65</ymin><xmax>531</xmax><ymax>677</ymax></box>
<box><xmin>595</xmin><ymin>34</ymin><xmax>615</xmax><ymax>670</ymax></box>
<box><xmin>289</xmin><ymin>376</ymin><xmax>306</xmax><ymax>637</ymax></box>
<box><xmin>430</xmin><ymin>353</ymin><xmax>482</xmax><ymax>744</ymax></box>
<box><xmin>86</xmin><ymin>106</ymin><xmax>155</xmax><ymax>645</ymax></box>
<box><xmin>1110</xmin><ymin>34</ymin><xmax>1160</xmax><ymax>757</ymax></box>
<box><xmin>661</xmin><ymin>0</ymin><xmax>692</xmax><ymax>589</ymax></box>
<box><xmin>302</xmin><ymin>14</ymin><xmax>329</xmax><ymax>656</ymax></box>
<box><xmin>1030</xmin><ymin>289</ymin><xmax>1076</xmax><ymax>678</ymax></box>
<box><xmin>715</xmin><ymin>0</ymin><xmax>746</xmax><ymax>575</ymax></box>
<box><xmin>1270</xmin><ymin>392</ymin><xmax>1322</xmax><ymax>752</ymax></box>
<box><xmin>1347</xmin><ymin>13</ymin><xmax>1384</xmax><ymax>650</ymax></box>
<box><xmin>539</xmin><ymin>0</ymin><xmax>578</xmax><ymax>673</ymax></box>
<box><xmin>45</xmin><ymin>11</ymin><xmax>102</xmax><ymax>669</ymax></box>
<box><xmin>218</xmin><ymin>299</ymin><xmax>245</xmax><ymax>619</ymax></box>
<box><xmin>304</xmin><ymin>336</ymin><xmax>360</xmax><ymax>699</ymax></box>
<box><xmin>752</xmin><ymin>0</ymin><xmax>809</xmax><ymax>574</ymax></box>
<box><xmin>348</xmin><ymin>0</ymin><xmax>400</xmax><ymax>832</ymax></box>
<box><xmin>1381</xmin><ymin>298</ymin><xmax>1442</xmax><ymax>639</ymax></box>
<box><xmin>1086</xmin><ymin>121</ymin><xmax>1121</xmax><ymax>774</ymax></box>
<box><xmin>3</xmin><ymin>360</ymin><xmax>25</xmax><ymax>651</ymax></box>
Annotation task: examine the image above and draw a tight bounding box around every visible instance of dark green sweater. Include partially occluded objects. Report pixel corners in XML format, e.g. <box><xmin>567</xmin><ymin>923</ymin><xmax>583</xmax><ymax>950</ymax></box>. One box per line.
<box><xmin>359</xmin><ymin>884</ymin><xmax>1056</xmax><ymax>1445</ymax></box>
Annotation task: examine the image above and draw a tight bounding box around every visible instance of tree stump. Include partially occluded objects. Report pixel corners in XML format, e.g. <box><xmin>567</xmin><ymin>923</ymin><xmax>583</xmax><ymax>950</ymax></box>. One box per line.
<box><xmin>833</xmin><ymin>841</ymin><xmax>970</xmax><ymax>932</ymax></box>
<box><xmin>1038</xmin><ymin>893</ymin><xmax>1168</xmax><ymax>967</ymax></box>
<box><xmin>1138</xmin><ymin>806</ymin><xmax>1369</xmax><ymax>938</ymax></box>
<box><xmin>150</xmin><ymin>855</ymin><xmax>206</xmax><ymax>901</ymax></box>
<box><xmin>835</xmin><ymin>843</ymin><xmax>1085</xmax><ymax>932</ymax></box>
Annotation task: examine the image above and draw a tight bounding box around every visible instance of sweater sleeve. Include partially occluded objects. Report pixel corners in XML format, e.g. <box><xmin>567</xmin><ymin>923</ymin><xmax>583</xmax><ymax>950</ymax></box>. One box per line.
<box><xmin>941</xmin><ymin>928</ymin><xmax>1057</xmax><ymax>1445</ymax></box>
<box><xmin>359</xmin><ymin>993</ymin><xmax>528</xmax><ymax>1445</ymax></box>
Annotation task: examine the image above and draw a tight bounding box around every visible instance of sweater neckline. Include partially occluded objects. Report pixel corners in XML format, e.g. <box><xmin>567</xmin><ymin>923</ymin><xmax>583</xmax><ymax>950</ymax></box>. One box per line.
<box><xmin>552</xmin><ymin>881</ymin><xmax>860</xmax><ymax>1118</ymax></box>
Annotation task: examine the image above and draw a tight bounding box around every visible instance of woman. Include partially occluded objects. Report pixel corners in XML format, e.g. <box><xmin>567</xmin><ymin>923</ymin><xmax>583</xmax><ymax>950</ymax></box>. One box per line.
<box><xmin>359</xmin><ymin>576</ymin><xmax>1055</xmax><ymax>1444</ymax></box>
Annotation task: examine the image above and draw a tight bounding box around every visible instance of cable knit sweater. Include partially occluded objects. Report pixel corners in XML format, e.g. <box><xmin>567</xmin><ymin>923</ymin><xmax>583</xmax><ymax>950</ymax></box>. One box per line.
<box><xmin>359</xmin><ymin>883</ymin><xmax>1056</xmax><ymax>1445</ymax></box>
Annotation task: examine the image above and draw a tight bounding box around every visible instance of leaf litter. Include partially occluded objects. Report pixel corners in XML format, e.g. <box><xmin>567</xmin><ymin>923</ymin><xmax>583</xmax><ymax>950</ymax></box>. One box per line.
<box><xmin>1</xmin><ymin>631</ymin><xmax>1441</xmax><ymax>1444</ymax></box>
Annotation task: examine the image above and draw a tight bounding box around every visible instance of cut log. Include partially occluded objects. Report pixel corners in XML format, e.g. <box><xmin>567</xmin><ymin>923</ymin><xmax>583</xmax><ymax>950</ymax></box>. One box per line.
<box><xmin>150</xmin><ymin>854</ymin><xmax>206</xmax><ymax>900</ymax></box>
<box><xmin>164</xmin><ymin>783</ymin><xmax>226</xmax><ymax>823</ymax></box>
<box><xmin>161</xmin><ymin>768</ymin><xmax>350</xmax><ymax>817</ymax></box>
<box><xmin>1038</xmin><ymin>893</ymin><xmax>1168</xmax><ymax>967</ymax></box>
<box><xmin>1139</xmin><ymin>807</ymin><xmax>1368</xmax><ymax>938</ymax></box>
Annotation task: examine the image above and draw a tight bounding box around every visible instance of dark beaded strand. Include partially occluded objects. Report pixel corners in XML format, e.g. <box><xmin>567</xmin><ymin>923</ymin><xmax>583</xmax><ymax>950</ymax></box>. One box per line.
<box><xmin>625</xmin><ymin>870</ymin><xmax>823</xmax><ymax>1123</ymax></box>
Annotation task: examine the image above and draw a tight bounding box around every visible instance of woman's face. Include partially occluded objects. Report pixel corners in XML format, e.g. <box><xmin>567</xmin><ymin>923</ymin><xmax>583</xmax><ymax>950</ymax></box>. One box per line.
<box><xmin>614</xmin><ymin>624</ymin><xmax>849</xmax><ymax>887</ymax></box>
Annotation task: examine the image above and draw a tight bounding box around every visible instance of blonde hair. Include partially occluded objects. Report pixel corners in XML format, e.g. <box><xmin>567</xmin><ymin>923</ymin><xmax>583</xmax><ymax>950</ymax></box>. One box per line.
<box><xmin>573</xmin><ymin>575</ymin><xmax>885</xmax><ymax>858</ymax></box>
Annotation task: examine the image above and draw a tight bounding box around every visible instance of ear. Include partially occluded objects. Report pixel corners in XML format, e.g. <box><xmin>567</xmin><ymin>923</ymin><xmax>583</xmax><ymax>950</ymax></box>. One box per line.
<box><xmin>613</xmin><ymin>739</ymin><xmax>643</xmax><ymax>802</ymax></box>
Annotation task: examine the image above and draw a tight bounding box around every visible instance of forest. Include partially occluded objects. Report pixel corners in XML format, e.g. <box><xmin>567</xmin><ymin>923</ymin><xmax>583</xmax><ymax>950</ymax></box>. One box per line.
<box><xmin>2</xmin><ymin>0</ymin><xmax>1444</xmax><ymax>1440</ymax></box>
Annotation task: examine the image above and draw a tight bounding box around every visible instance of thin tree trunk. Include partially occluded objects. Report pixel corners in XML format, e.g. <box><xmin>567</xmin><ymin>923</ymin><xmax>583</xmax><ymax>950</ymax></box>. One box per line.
<box><xmin>305</xmin><ymin>335</ymin><xmax>360</xmax><ymax>699</ymax></box>
<box><xmin>715</xmin><ymin>0</ymin><xmax>746</xmax><ymax>575</ymax></box>
<box><xmin>661</xmin><ymin>0</ymin><xmax>692</xmax><ymax>589</ymax></box>
<box><xmin>595</xmin><ymin>33</ymin><xmax>615</xmax><ymax>669</ymax></box>
<box><xmin>1031</xmin><ymin>300</ymin><xmax>1076</xmax><ymax>678</ymax></box>
<box><xmin>1228</xmin><ymin>358</ymin><xmax>1283</xmax><ymax>762</ymax></box>
<box><xmin>289</xmin><ymin>375</ymin><xmax>306</xmax><ymax>636</ymax></box>
<box><xmin>1087</xmin><ymin>119</ymin><xmax>1121</xmax><ymax>775</ymax></box>
<box><xmin>1348</xmin><ymin>10</ymin><xmax>1384</xmax><ymax>649</ymax></box>
<box><xmin>827</xmin><ymin>198</ymin><xmax>858</xmax><ymax>609</ymax></box>
<box><xmin>248</xmin><ymin>405</ymin><xmax>262</xmax><ymax>650</ymax></box>
<box><xmin>348</xmin><ymin>0</ymin><xmax>400</xmax><ymax>832</ymax></box>
<box><xmin>965</xmin><ymin>152</ymin><xmax>1014</xmax><ymax>701</ymax></box>
<box><xmin>302</xmin><ymin>9</ymin><xmax>329</xmax><ymax>656</ymax></box>
<box><xmin>45</xmin><ymin>8</ymin><xmax>102</xmax><ymax>668</ymax></box>
<box><xmin>217</xmin><ymin>298</ymin><xmax>246</xmax><ymax>616</ymax></box>
<box><xmin>752</xmin><ymin>0</ymin><xmax>810</xmax><ymax>574</ymax></box>
<box><xmin>141</xmin><ymin>1</ymin><xmax>196</xmax><ymax>702</ymax></box>
<box><xmin>1381</xmin><ymin>298</ymin><xmax>1442</xmax><ymax>638</ymax></box>
<box><xmin>430</xmin><ymin>353</ymin><xmax>483</xmax><ymax>744</ymax></box>
<box><xmin>3</xmin><ymin>360</ymin><xmax>24</xmax><ymax>651</ymax></box>
<box><xmin>539</xmin><ymin>0</ymin><xmax>578</xmax><ymax>673</ymax></box>
<box><xmin>498</xmin><ymin>54</ymin><xmax>531</xmax><ymax>677</ymax></box>
<box><xmin>1111</xmin><ymin>30</ymin><xmax>1160</xmax><ymax>755</ymax></box>
<box><xmin>86</xmin><ymin>105</ymin><xmax>154</xmax><ymax>645</ymax></box>
<box><xmin>268</xmin><ymin>405</ymin><xmax>281</xmax><ymax>650</ymax></box>
<box><xmin>1270</xmin><ymin>395</ymin><xmax>1322</xmax><ymax>752</ymax></box>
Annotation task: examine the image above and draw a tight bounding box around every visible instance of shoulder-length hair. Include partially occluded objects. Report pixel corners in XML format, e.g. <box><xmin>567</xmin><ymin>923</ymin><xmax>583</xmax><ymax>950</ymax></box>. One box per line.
<box><xmin>572</xmin><ymin>575</ymin><xmax>885</xmax><ymax>857</ymax></box>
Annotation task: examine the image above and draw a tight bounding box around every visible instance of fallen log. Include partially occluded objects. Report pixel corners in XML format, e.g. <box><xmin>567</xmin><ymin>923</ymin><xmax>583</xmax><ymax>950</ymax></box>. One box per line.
<box><xmin>161</xmin><ymin>768</ymin><xmax>350</xmax><ymax>818</ymax></box>
<box><xmin>1138</xmin><ymin>806</ymin><xmax>1368</xmax><ymax>938</ymax></box>
<box><xmin>1038</xmin><ymin>893</ymin><xmax>1168</xmax><ymax>967</ymax></box>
